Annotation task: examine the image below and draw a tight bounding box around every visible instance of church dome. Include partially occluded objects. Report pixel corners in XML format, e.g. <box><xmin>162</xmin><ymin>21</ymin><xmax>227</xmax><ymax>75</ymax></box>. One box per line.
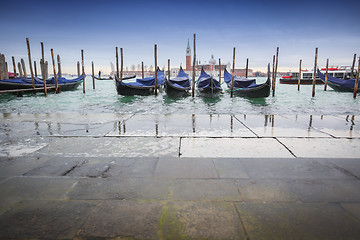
<box><xmin>209</xmin><ymin>55</ymin><xmax>216</xmax><ymax>65</ymax></box>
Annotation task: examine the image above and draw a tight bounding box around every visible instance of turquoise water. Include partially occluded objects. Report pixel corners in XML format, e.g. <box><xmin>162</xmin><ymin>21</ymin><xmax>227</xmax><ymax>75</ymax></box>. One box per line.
<box><xmin>0</xmin><ymin>77</ymin><xmax>359</xmax><ymax>115</ymax></box>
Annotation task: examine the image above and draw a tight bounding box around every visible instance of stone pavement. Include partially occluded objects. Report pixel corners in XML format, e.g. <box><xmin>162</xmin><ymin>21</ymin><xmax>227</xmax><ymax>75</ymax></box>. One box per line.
<box><xmin>0</xmin><ymin>113</ymin><xmax>360</xmax><ymax>239</ymax></box>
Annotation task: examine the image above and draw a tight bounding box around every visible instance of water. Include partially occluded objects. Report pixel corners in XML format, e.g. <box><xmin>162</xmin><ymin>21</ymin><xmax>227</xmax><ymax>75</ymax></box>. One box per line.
<box><xmin>0</xmin><ymin>77</ymin><xmax>359</xmax><ymax>115</ymax></box>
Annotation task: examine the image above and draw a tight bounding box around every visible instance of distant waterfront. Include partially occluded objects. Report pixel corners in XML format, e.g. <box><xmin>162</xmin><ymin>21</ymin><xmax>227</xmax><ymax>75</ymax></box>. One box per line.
<box><xmin>0</xmin><ymin>77</ymin><xmax>359</xmax><ymax>115</ymax></box>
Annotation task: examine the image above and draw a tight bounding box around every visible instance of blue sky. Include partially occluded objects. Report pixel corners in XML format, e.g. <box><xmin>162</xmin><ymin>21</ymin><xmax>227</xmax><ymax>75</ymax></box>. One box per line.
<box><xmin>1</xmin><ymin>0</ymin><xmax>359</xmax><ymax>74</ymax></box>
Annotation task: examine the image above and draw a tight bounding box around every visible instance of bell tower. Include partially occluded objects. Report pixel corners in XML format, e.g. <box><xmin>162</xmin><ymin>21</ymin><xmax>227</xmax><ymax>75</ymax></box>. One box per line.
<box><xmin>186</xmin><ymin>39</ymin><xmax>191</xmax><ymax>71</ymax></box>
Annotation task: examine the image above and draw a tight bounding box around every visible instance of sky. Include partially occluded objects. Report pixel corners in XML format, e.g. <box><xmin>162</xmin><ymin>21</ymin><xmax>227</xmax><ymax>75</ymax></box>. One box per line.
<box><xmin>1</xmin><ymin>0</ymin><xmax>359</xmax><ymax>74</ymax></box>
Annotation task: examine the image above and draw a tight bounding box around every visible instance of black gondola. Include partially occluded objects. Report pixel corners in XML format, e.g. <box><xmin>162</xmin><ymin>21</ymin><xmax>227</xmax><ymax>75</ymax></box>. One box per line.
<box><xmin>224</xmin><ymin>64</ymin><xmax>271</xmax><ymax>98</ymax></box>
<box><xmin>115</xmin><ymin>69</ymin><xmax>165</xmax><ymax>96</ymax></box>
<box><xmin>165</xmin><ymin>67</ymin><xmax>191</xmax><ymax>96</ymax></box>
<box><xmin>196</xmin><ymin>67</ymin><xmax>222</xmax><ymax>95</ymax></box>
<box><xmin>0</xmin><ymin>75</ymin><xmax>84</xmax><ymax>92</ymax></box>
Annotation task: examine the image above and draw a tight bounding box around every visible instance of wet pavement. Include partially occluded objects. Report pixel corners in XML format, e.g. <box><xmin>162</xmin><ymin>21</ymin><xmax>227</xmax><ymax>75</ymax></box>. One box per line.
<box><xmin>0</xmin><ymin>113</ymin><xmax>360</xmax><ymax>239</ymax></box>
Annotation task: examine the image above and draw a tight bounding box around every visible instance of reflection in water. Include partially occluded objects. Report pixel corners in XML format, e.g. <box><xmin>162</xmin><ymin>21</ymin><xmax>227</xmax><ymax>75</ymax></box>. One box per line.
<box><xmin>201</xmin><ymin>95</ymin><xmax>222</xmax><ymax>104</ymax></box>
<box><xmin>34</xmin><ymin>122</ymin><xmax>39</xmax><ymax>135</ymax></box>
<box><xmin>163</xmin><ymin>94</ymin><xmax>189</xmax><ymax>104</ymax></box>
<box><xmin>246</xmin><ymin>97</ymin><xmax>268</xmax><ymax>106</ymax></box>
<box><xmin>192</xmin><ymin>114</ymin><xmax>196</xmax><ymax>133</ymax></box>
<box><xmin>155</xmin><ymin>123</ymin><xmax>158</xmax><ymax>136</ymax></box>
<box><xmin>118</xmin><ymin>95</ymin><xmax>138</xmax><ymax>103</ymax></box>
<box><xmin>264</xmin><ymin>115</ymin><xmax>275</xmax><ymax>127</ymax></box>
<box><xmin>231</xmin><ymin>115</ymin><xmax>233</xmax><ymax>133</ymax></box>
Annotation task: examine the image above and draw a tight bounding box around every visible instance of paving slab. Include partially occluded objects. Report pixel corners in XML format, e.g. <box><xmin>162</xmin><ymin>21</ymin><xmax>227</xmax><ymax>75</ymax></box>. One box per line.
<box><xmin>213</xmin><ymin>158</ymin><xmax>249</xmax><ymax>178</ymax></box>
<box><xmin>180</xmin><ymin>138</ymin><xmax>294</xmax><ymax>158</ymax></box>
<box><xmin>0</xmin><ymin>156</ymin><xmax>51</xmax><ymax>178</ymax></box>
<box><xmin>38</xmin><ymin>136</ymin><xmax>180</xmax><ymax>157</ymax></box>
<box><xmin>103</xmin><ymin>157</ymin><xmax>159</xmax><ymax>178</ymax></box>
<box><xmin>0</xmin><ymin>177</ymin><xmax>78</xmax><ymax>213</ymax></box>
<box><xmin>107</xmin><ymin>114</ymin><xmax>256</xmax><ymax>137</ymax></box>
<box><xmin>235</xmin><ymin>115</ymin><xmax>330</xmax><ymax>137</ymax></box>
<box><xmin>0</xmin><ymin>136</ymin><xmax>48</xmax><ymax>157</ymax></box>
<box><xmin>286</xmin><ymin>179</ymin><xmax>360</xmax><ymax>203</ymax></box>
<box><xmin>0</xmin><ymin>200</ymin><xmax>98</xmax><ymax>239</ymax></box>
<box><xmin>341</xmin><ymin>203</ymin><xmax>360</xmax><ymax>221</ymax></box>
<box><xmin>240</xmin><ymin>158</ymin><xmax>354</xmax><ymax>180</ymax></box>
<box><xmin>78</xmin><ymin>200</ymin><xmax>162</xmax><ymax>239</ymax></box>
<box><xmin>325</xmin><ymin>158</ymin><xmax>360</xmax><ymax>178</ymax></box>
<box><xmin>0</xmin><ymin>113</ymin><xmax>130</xmax><ymax>124</ymax></box>
<box><xmin>160</xmin><ymin>201</ymin><xmax>246</xmax><ymax>240</ymax></box>
<box><xmin>24</xmin><ymin>157</ymin><xmax>85</xmax><ymax>176</ymax></box>
<box><xmin>236</xmin><ymin>202</ymin><xmax>360</xmax><ymax>240</ymax></box>
<box><xmin>282</xmin><ymin>115</ymin><xmax>360</xmax><ymax>138</ymax></box>
<box><xmin>171</xmin><ymin>179</ymin><xmax>240</xmax><ymax>201</ymax></box>
<box><xmin>154</xmin><ymin>157</ymin><xmax>218</xmax><ymax>178</ymax></box>
<box><xmin>235</xmin><ymin>180</ymin><xmax>299</xmax><ymax>202</ymax></box>
<box><xmin>278</xmin><ymin>138</ymin><xmax>360</xmax><ymax>158</ymax></box>
<box><xmin>69</xmin><ymin>178</ymin><xmax>171</xmax><ymax>200</ymax></box>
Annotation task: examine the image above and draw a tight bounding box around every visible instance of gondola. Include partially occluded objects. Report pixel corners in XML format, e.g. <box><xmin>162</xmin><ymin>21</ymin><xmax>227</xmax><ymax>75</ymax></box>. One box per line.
<box><xmin>93</xmin><ymin>75</ymin><xmax>136</xmax><ymax>81</ymax></box>
<box><xmin>224</xmin><ymin>64</ymin><xmax>271</xmax><ymax>98</ymax></box>
<box><xmin>165</xmin><ymin>67</ymin><xmax>191</xmax><ymax>96</ymax></box>
<box><xmin>317</xmin><ymin>70</ymin><xmax>359</xmax><ymax>93</ymax></box>
<box><xmin>196</xmin><ymin>67</ymin><xmax>222</xmax><ymax>95</ymax></box>
<box><xmin>115</xmin><ymin>68</ymin><xmax>165</xmax><ymax>96</ymax></box>
<box><xmin>0</xmin><ymin>75</ymin><xmax>84</xmax><ymax>92</ymax></box>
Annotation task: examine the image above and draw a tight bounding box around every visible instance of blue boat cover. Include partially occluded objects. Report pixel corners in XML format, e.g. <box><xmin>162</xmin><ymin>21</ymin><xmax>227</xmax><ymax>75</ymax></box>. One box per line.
<box><xmin>196</xmin><ymin>68</ymin><xmax>222</xmax><ymax>90</ymax></box>
<box><xmin>317</xmin><ymin>70</ymin><xmax>356</xmax><ymax>90</ymax></box>
<box><xmin>223</xmin><ymin>69</ymin><xmax>256</xmax><ymax>88</ymax></box>
<box><xmin>168</xmin><ymin>68</ymin><xmax>190</xmax><ymax>89</ymax></box>
<box><xmin>119</xmin><ymin>69</ymin><xmax>164</xmax><ymax>87</ymax></box>
<box><xmin>0</xmin><ymin>75</ymin><xmax>84</xmax><ymax>85</ymax></box>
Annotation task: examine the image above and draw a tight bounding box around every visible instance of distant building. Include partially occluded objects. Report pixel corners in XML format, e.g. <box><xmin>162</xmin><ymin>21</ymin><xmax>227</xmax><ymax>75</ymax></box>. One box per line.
<box><xmin>184</xmin><ymin>40</ymin><xmax>254</xmax><ymax>77</ymax></box>
<box><xmin>186</xmin><ymin>39</ymin><xmax>191</xmax><ymax>71</ymax></box>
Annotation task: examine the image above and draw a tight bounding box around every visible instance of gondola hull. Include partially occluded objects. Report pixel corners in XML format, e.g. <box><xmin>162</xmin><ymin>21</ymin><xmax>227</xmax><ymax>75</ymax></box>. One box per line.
<box><xmin>232</xmin><ymin>77</ymin><xmax>271</xmax><ymax>98</ymax></box>
<box><xmin>326</xmin><ymin>81</ymin><xmax>359</xmax><ymax>93</ymax></box>
<box><xmin>0</xmin><ymin>76</ymin><xmax>83</xmax><ymax>92</ymax></box>
<box><xmin>116</xmin><ymin>82</ymin><xmax>155</xmax><ymax>96</ymax></box>
<box><xmin>317</xmin><ymin>70</ymin><xmax>358</xmax><ymax>93</ymax></box>
<box><xmin>164</xmin><ymin>79</ymin><xmax>190</xmax><ymax>97</ymax></box>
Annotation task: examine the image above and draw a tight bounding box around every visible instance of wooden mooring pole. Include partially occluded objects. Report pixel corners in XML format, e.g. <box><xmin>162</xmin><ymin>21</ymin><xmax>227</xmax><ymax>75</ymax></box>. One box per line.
<box><xmin>273</xmin><ymin>47</ymin><xmax>279</xmax><ymax>97</ymax></box>
<box><xmin>351</xmin><ymin>54</ymin><xmax>357</xmax><ymax>79</ymax></box>
<box><xmin>154</xmin><ymin>44</ymin><xmax>158</xmax><ymax>96</ymax></box>
<box><xmin>141</xmin><ymin>61</ymin><xmax>144</xmax><ymax>79</ymax></box>
<box><xmin>91</xmin><ymin>61</ymin><xmax>95</xmax><ymax>89</ymax></box>
<box><xmin>120</xmin><ymin>48</ymin><xmax>123</xmax><ymax>82</ymax></box>
<box><xmin>41</xmin><ymin>42</ymin><xmax>47</xmax><ymax>96</ymax></box>
<box><xmin>57</xmin><ymin>55</ymin><xmax>62</xmax><ymax>78</ymax></box>
<box><xmin>77</xmin><ymin>61</ymin><xmax>80</xmax><ymax>77</ymax></box>
<box><xmin>245</xmin><ymin>58</ymin><xmax>249</xmax><ymax>78</ymax></box>
<box><xmin>12</xmin><ymin>57</ymin><xmax>17</xmax><ymax>78</ymax></box>
<box><xmin>297</xmin><ymin>59</ymin><xmax>302</xmax><ymax>91</ymax></box>
<box><xmin>115</xmin><ymin>47</ymin><xmax>119</xmax><ymax>78</ymax></box>
<box><xmin>21</xmin><ymin>58</ymin><xmax>27</xmax><ymax>78</ymax></box>
<box><xmin>50</xmin><ymin>49</ymin><xmax>59</xmax><ymax>93</ymax></box>
<box><xmin>353</xmin><ymin>57</ymin><xmax>360</xmax><ymax>99</ymax></box>
<box><xmin>26</xmin><ymin>38</ymin><xmax>35</xmax><ymax>89</ymax></box>
<box><xmin>312</xmin><ymin>47</ymin><xmax>318</xmax><ymax>98</ymax></box>
<box><xmin>231</xmin><ymin>47</ymin><xmax>235</xmax><ymax>98</ymax></box>
<box><xmin>324</xmin><ymin>58</ymin><xmax>329</xmax><ymax>91</ymax></box>
<box><xmin>218</xmin><ymin>58</ymin><xmax>221</xmax><ymax>84</ymax></box>
<box><xmin>18</xmin><ymin>63</ymin><xmax>23</xmax><ymax>77</ymax></box>
<box><xmin>81</xmin><ymin>49</ymin><xmax>85</xmax><ymax>93</ymax></box>
<box><xmin>0</xmin><ymin>54</ymin><xmax>4</xmax><ymax>80</ymax></box>
<box><xmin>192</xmin><ymin>33</ymin><xmax>196</xmax><ymax>98</ymax></box>
<box><xmin>34</xmin><ymin>61</ymin><xmax>37</xmax><ymax>77</ymax></box>
<box><xmin>272</xmin><ymin>55</ymin><xmax>275</xmax><ymax>95</ymax></box>
<box><xmin>168</xmin><ymin>59</ymin><xmax>170</xmax><ymax>81</ymax></box>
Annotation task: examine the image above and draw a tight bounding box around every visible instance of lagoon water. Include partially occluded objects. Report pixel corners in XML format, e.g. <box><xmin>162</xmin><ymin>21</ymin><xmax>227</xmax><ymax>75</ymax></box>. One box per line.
<box><xmin>0</xmin><ymin>76</ymin><xmax>359</xmax><ymax>115</ymax></box>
